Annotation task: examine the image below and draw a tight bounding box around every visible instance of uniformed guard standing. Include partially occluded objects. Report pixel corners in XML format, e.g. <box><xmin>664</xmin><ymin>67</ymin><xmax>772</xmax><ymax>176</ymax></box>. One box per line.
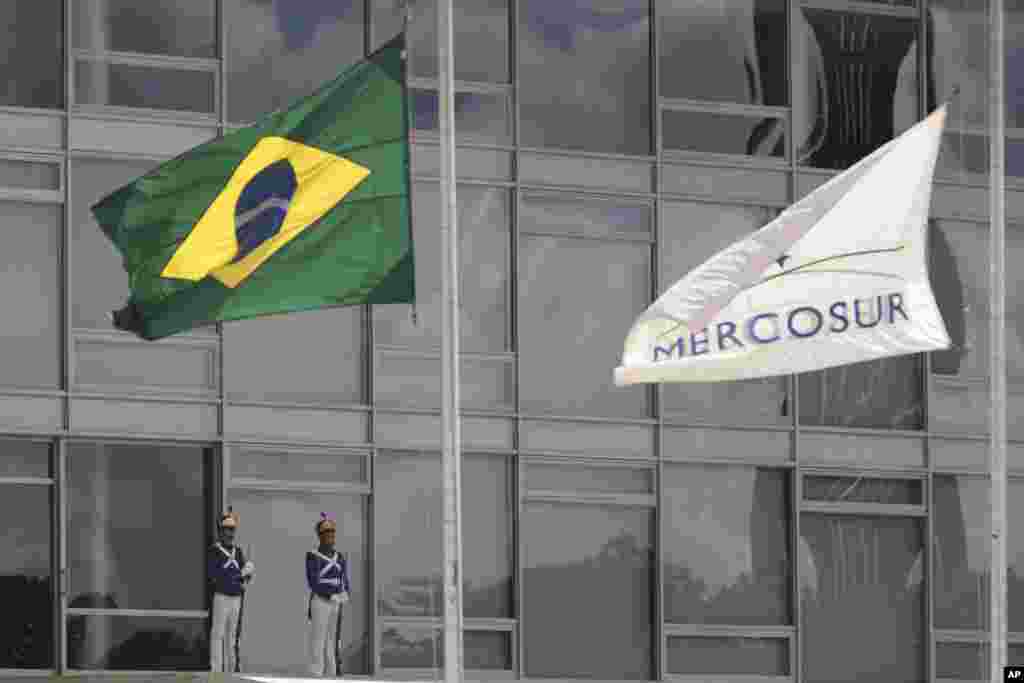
<box><xmin>307</xmin><ymin>512</ymin><xmax>350</xmax><ymax>677</ymax></box>
<box><xmin>208</xmin><ymin>508</ymin><xmax>254</xmax><ymax>672</ymax></box>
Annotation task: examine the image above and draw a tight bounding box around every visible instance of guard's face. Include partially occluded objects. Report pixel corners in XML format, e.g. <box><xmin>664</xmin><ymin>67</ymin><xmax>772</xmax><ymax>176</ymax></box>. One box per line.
<box><xmin>319</xmin><ymin>529</ymin><xmax>336</xmax><ymax>548</ymax></box>
<box><xmin>220</xmin><ymin>526</ymin><xmax>236</xmax><ymax>546</ymax></box>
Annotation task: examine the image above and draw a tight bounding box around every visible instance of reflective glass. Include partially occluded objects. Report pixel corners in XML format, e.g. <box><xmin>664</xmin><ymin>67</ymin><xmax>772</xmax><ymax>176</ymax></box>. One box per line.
<box><xmin>803</xmin><ymin>476</ymin><xmax>923</xmax><ymax>505</ymax></box>
<box><xmin>462</xmin><ymin>454</ymin><xmax>514</xmax><ymax>619</ymax></box>
<box><xmin>800</xmin><ymin>514</ymin><xmax>924</xmax><ymax>683</ymax></box>
<box><xmin>933</xmin><ymin>475</ymin><xmax>989</xmax><ymax>629</ymax></box>
<box><xmin>935</xmin><ymin>642</ymin><xmax>988</xmax><ymax>681</ymax></box>
<box><xmin>667</xmin><ymin>636</ymin><xmax>788</xmax><ymax>676</ymax></box>
<box><xmin>0</xmin><ymin>160</ymin><xmax>60</xmax><ymax>190</ymax></box>
<box><xmin>664</xmin><ymin>465</ymin><xmax>790</xmax><ymax>624</ymax></box>
<box><xmin>75</xmin><ymin>62</ymin><xmax>216</xmax><ymax>114</ymax></box>
<box><xmin>230</xmin><ymin>449</ymin><xmax>366</xmax><ymax>484</ymax></box>
<box><xmin>380</xmin><ymin>627</ymin><xmax>512</xmax><ymax>670</ymax></box>
<box><xmin>522</xmin><ymin>502</ymin><xmax>653</xmax><ymax>680</ymax></box>
<box><xmin>518</xmin><ymin>0</ymin><xmax>651</xmax><ymax>155</ymax></box>
<box><xmin>67</xmin><ymin>443</ymin><xmax>212</xmax><ymax>611</ymax></box>
<box><xmin>659</xmin><ymin>0</ymin><xmax>787</xmax><ymax>106</ymax></box>
<box><xmin>0</xmin><ymin>439</ymin><xmax>51</xmax><ymax>478</ymax></box>
<box><xmin>411</xmin><ymin>89</ymin><xmax>512</xmax><ymax>143</ymax></box>
<box><xmin>662</xmin><ymin>109</ymin><xmax>787</xmax><ymax>159</ymax></box>
<box><xmin>72</xmin><ymin>0</ymin><xmax>217</xmax><ymax>58</ymax></box>
<box><xmin>227</xmin><ymin>490</ymin><xmax>370</xmax><ymax>675</ymax></box>
<box><xmin>0</xmin><ymin>202</ymin><xmax>61</xmax><ymax>389</ymax></box>
<box><xmin>930</xmin><ymin>220</ymin><xmax>988</xmax><ymax>379</ymax></box>
<box><xmin>67</xmin><ymin>615</ymin><xmax>207</xmax><ymax>671</ymax></box>
<box><xmin>524</xmin><ymin>463</ymin><xmax>653</xmax><ymax>494</ymax></box>
<box><xmin>0</xmin><ymin>485</ymin><xmax>53</xmax><ymax>669</ymax></box>
<box><xmin>660</xmin><ymin>201</ymin><xmax>789</xmax><ymax>426</ymax></box>
<box><xmin>0</xmin><ymin>2</ymin><xmax>63</xmax><ymax>108</ymax></box>
<box><xmin>794</xmin><ymin>8</ymin><xmax>919</xmax><ymax>169</ymax></box>
<box><xmin>226</xmin><ymin>0</ymin><xmax>364</xmax><ymax>123</ymax></box>
<box><xmin>798</xmin><ymin>356</ymin><xmax>924</xmax><ymax>430</ymax></box>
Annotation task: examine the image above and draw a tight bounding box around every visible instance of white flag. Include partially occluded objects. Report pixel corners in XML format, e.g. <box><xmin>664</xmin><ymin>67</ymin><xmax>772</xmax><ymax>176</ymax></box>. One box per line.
<box><xmin>615</xmin><ymin>106</ymin><xmax>952</xmax><ymax>386</ymax></box>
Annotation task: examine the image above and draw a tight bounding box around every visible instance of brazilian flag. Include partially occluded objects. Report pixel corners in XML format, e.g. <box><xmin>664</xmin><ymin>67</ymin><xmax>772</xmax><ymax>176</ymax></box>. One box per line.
<box><xmin>92</xmin><ymin>35</ymin><xmax>414</xmax><ymax>341</ymax></box>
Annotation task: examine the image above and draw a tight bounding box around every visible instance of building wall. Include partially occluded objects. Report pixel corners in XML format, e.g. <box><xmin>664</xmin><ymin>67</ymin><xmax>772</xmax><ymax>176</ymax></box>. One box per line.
<box><xmin>1</xmin><ymin>0</ymin><xmax>1024</xmax><ymax>681</ymax></box>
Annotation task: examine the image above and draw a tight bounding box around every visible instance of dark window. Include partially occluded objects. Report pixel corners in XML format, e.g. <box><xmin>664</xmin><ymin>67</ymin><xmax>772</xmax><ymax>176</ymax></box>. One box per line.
<box><xmin>226</xmin><ymin>0</ymin><xmax>364</xmax><ymax>123</ymax></box>
<box><xmin>659</xmin><ymin>0</ymin><xmax>787</xmax><ymax>106</ymax></box>
<box><xmin>0</xmin><ymin>202</ymin><xmax>61</xmax><ymax>390</ymax></box>
<box><xmin>666</xmin><ymin>636</ymin><xmax>789</xmax><ymax>676</ymax></box>
<box><xmin>800</xmin><ymin>514</ymin><xmax>924</xmax><ymax>683</ymax></box>
<box><xmin>518</xmin><ymin>0</ymin><xmax>651</xmax><ymax>155</ymax></box>
<box><xmin>72</xmin><ymin>0</ymin><xmax>217</xmax><ymax>58</ymax></box>
<box><xmin>933</xmin><ymin>475</ymin><xmax>988</xmax><ymax>630</ymax></box>
<box><xmin>374</xmin><ymin>0</ymin><xmax>509</xmax><ymax>83</ymax></box>
<box><xmin>0</xmin><ymin>2</ymin><xmax>64</xmax><ymax>108</ymax></box>
<box><xmin>804</xmin><ymin>476</ymin><xmax>923</xmax><ymax>505</ymax></box>
<box><xmin>522</xmin><ymin>502</ymin><xmax>653</xmax><ymax>680</ymax></box>
<box><xmin>67</xmin><ymin>443</ymin><xmax>213</xmax><ymax>612</ymax></box>
<box><xmin>226</xmin><ymin>489</ymin><xmax>370</xmax><ymax>675</ymax></box>
<box><xmin>75</xmin><ymin>61</ymin><xmax>216</xmax><ymax>114</ymax></box>
<box><xmin>0</xmin><ymin>485</ymin><xmax>53</xmax><ymax>669</ymax></box>
<box><xmin>659</xmin><ymin>201</ymin><xmax>789</xmax><ymax>426</ymax></box>
<box><xmin>67</xmin><ymin>615</ymin><xmax>207</xmax><ymax>671</ymax></box>
<box><xmin>0</xmin><ymin>439</ymin><xmax>52</xmax><ymax>478</ymax></box>
<box><xmin>664</xmin><ymin>465</ymin><xmax>790</xmax><ymax>625</ymax></box>
<box><xmin>795</xmin><ymin>8</ymin><xmax>919</xmax><ymax>169</ymax></box>
<box><xmin>374</xmin><ymin>184</ymin><xmax>509</xmax><ymax>352</ymax></box>
<box><xmin>798</xmin><ymin>357</ymin><xmax>924</xmax><ymax>429</ymax></box>
<box><xmin>662</xmin><ymin>109</ymin><xmax>787</xmax><ymax>159</ymax></box>
<box><xmin>223</xmin><ymin>308</ymin><xmax>363</xmax><ymax>405</ymax></box>
<box><xmin>462</xmin><ymin>454</ymin><xmax>514</xmax><ymax>619</ymax></box>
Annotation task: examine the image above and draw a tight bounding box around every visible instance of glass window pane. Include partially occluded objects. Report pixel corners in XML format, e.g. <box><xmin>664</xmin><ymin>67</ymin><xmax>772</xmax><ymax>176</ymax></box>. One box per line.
<box><xmin>794</xmin><ymin>9</ymin><xmax>919</xmax><ymax>169</ymax></box>
<box><xmin>226</xmin><ymin>490</ymin><xmax>370</xmax><ymax>676</ymax></box>
<box><xmin>462</xmin><ymin>454</ymin><xmax>513</xmax><ymax>619</ymax></box>
<box><xmin>1010</xmin><ymin>480</ymin><xmax>1024</xmax><ymax>633</ymax></box>
<box><xmin>72</xmin><ymin>0</ymin><xmax>217</xmax><ymax>58</ymax></box>
<box><xmin>67</xmin><ymin>615</ymin><xmax>207</xmax><ymax>671</ymax></box>
<box><xmin>664</xmin><ymin>465</ymin><xmax>790</xmax><ymax>625</ymax></box>
<box><xmin>803</xmin><ymin>476</ymin><xmax>922</xmax><ymax>505</ymax></box>
<box><xmin>75</xmin><ymin>61</ymin><xmax>216</xmax><ymax>114</ymax></box>
<box><xmin>224</xmin><ymin>307</ymin><xmax>363</xmax><ymax>405</ymax></box>
<box><xmin>522</xmin><ymin>502</ymin><xmax>653</xmax><ymax>680</ymax></box>
<box><xmin>935</xmin><ymin>642</ymin><xmax>988</xmax><ymax>681</ymax></box>
<box><xmin>0</xmin><ymin>439</ymin><xmax>51</xmax><ymax>478</ymax></box>
<box><xmin>375</xmin><ymin>184</ymin><xmax>509</xmax><ymax>352</ymax></box>
<box><xmin>380</xmin><ymin>627</ymin><xmax>511</xmax><ymax>670</ymax></box>
<box><xmin>230</xmin><ymin>449</ymin><xmax>366</xmax><ymax>484</ymax></box>
<box><xmin>662</xmin><ymin>109</ymin><xmax>787</xmax><ymax>159</ymax></box>
<box><xmin>800</xmin><ymin>514</ymin><xmax>924</xmax><ymax>683</ymax></box>
<box><xmin>659</xmin><ymin>0</ymin><xmax>787</xmax><ymax>106</ymax></box>
<box><xmin>930</xmin><ymin>220</ymin><xmax>987</xmax><ymax>379</ymax></box>
<box><xmin>0</xmin><ymin>2</ymin><xmax>64</xmax><ymax>108</ymax></box>
<box><xmin>520</xmin><ymin>196</ymin><xmax>651</xmax><ymax>240</ymax></box>
<box><xmin>524</xmin><ymin>463</ymin><xmax>653</xmax><ymax>494</ymax></box>
<box><xmin>659</xmin><ymin>201</ymin><xmax>789</xmax><ymax>426</ymax></box>
<box><xmin>465</xmin><ymin>630</ymin><xmax>512</xmax><ymax>670</ymax></box>
<box><xmin>226</xmin><ymin>0</ymin><xmax>364</xmax><ymax>123</ymax></box>
<box><xmin>68</xmin><ymin>443</ymin><xmax>212</xmax><ymax>612</ymax></box>
<box><xmin>376</xmin><ymin>452</ymin><xmax>441</xmax><ymax>617</ymax></box>
<box><xmin>518</xmin><ymin>0</ymin><xmax>651</xmax><ymax>155</ymax></box>
<box><xmin>0</xmin><ymin>202</ymin><xmax>61</xmax><ymax>389</ymax></box>
<box><xmin>1009</xmin><ymin>228</ymin><xmax>1024</xmax><ymax>401</ymax></box>
<box><xmin>667</xmin><ymin>636</ymin><xmax>789</xmax><ymax>676</ymax></box>
<box><xmin>519</xmin><ymin>232</ymin><xmax>650</xmax><ymax>419</ymax></box>
<box><xmin>0</xmin><ymin>160</ymin><xmax>60</xmax><ymax>191</ymax></box>
<box><xmin>798</xmin><ymin>356</ymin><xmax>924</xmax><ymax>430</ymax></box>
<box><xmin>0</xmin><ymin>485</ymin><xmax>53</xmax><ymax>669</ymax></box>
<box><xmin>374</xmin><ymin>0</ymin><xmax>509</xmax><ymax>82</ymax></box>
<box><xmin>411</xmin><ymin>89</ymin><xmax>512</xmax><ymax>143</ymax></box>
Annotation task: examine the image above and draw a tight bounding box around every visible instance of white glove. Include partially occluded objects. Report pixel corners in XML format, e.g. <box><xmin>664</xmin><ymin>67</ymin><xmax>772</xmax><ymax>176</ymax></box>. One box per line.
<box><xmin>339</xmin><ymin>592</ymin><xmax>350</xmax><ymax>604</ymax></box>
<box><xmin>241</xmin><ymin>561</ymin><xmax>254</xmax><ymax>577</ymax></box>
<box><xmin>330</xmin><ymin>593</ymin><xmax>342</xmax><ymax>604</ymax></box>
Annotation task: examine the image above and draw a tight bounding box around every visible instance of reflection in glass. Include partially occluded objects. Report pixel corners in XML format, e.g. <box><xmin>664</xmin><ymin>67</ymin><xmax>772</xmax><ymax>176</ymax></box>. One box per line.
<box><xmin>380</xmin><ymin>627</ymin><xmax>511</xmax><ymax>670</ymax></box>
<box><xmin>72</xmin><ymin>0</ymin><xmax>216</xmax><ymax>58</ymax></box>
<box><xmin>461</xmin><ymin>455</ymin><xmax>514</xmax><ymax>619</ymax></box>
<box><xmin>374</xmin><ymin>184</ymin><xmax>508</xmax><ymax>352</ymax></box>
<box><xmin>75</xmin><ymin>62</ymin><xmax>216</xmax><ymax>114</ymax></box>
<box><xmin>800</xmin><ymin>514</ymin><xmax>924</xmax><ymax>683</ymax></box>
<box><xmin>659</xmin><ymin>202</ymin><xmax>790</xmax><ymax>426</ymax></box>
<box><xmin>227</xmin><ymin>490</ymin><xmax>369</xmax><ymax>676</ymax></box>
<box><xmin>226</xmin><ymin>0</ymin><xmax>364</xmax><ymax>122</ymax></box>
<box><xmin>798</xmin><ymin>356</ymin><xmax>924</xmax><ymax>429</ymax></box>
<box><xmin>68</xmin><ymin>443</ymin><xmax>211</xmax><ymax>611</ymax></box>
<box><xmin>935</xmin><ymin>642</ymin><xmax>988</xmax><ymax>681</ymax></box>
<box><xmin>0</xmin><ymin>1</ymin><xmax>63</xmax><ymax>108</ymax></box>
<box><xmin>224</xmin><ymin>308</ymin><xmax>363</xmax><ymax>405</ymax></box>
<box><xmin>230</xmin><ymin>449</ymin><xmax>365</xmax><ymax>484</ymax></box>
<box><xmin>524</xmin><ymin>463</ymin><xmax>652</xmax><ymax>495</ymax></box>
<box><xmin>67</xmin><ymin>615</ymin><xmax>207</xmax><ymax>671</ymax></box>
<box><xmin>518</xmin><ymin>0</ymin><xmax>650</xmax><ymax>155</ymax></box>
<box><xmin>933</xmin><ymin>475</ymin><xmax>989</xmax><ymax>630</ymax></box>
<box><xmin>522</xmin><ymin>502</ymin><xmax>653</xmax><ymax>680</ymax></box>
<box><xmin>663</xmin><ymin>466</ymin><xmax>790</xmax><ymax>625</ymax></box>
<box><xmin>662</xmin><ymin>109</ymin><xmax>786</xmax><ymax>159</ymax></box>
<box><xmin>0</xmin><ymin>439</ymin><xmax>51</xmax><ymax>478</ymax></box>
<box><xmin>411</xmin><ymin>89</ymin><xmax>512</xmax><ymax>143</ymax></box>
<box><xmin>666</xmin><ymin>636</ymin><xmax>788</xmax><ymax>676</ymax></box>
<box><xmin>803</xmin><ymin>476</ymin><xmax>922</xmax><ymax>505</ymax></box>
<box><xmin>0</xmin><ymin>486</ymin><xmax>53</xmax><ymax>668</ymax></box>
<box><xmin>659</xmin><ymin>0</ymin><xmax>787</xmax><ymax>107</ymax></box>
<box><xmin>795</xmin><ymin>9</ymin><xmax>919</xmax><ymax>169</ymax></box>
<box><xmin>519</xmin><ymin>234</ymin><xmax>650</xmax><ymax>419</ymax></box>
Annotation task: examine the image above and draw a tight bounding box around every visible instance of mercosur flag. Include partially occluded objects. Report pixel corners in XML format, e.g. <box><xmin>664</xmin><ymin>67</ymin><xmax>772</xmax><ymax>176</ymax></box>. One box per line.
<box><xmin>614</xmin><ymin>105</ymin><xmax>951</xmax><ymax>386</ymax></box>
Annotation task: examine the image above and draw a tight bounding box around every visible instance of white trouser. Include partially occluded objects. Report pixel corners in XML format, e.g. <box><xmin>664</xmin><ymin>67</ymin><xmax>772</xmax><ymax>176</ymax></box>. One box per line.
<box><xmin>210</xmin><ymin>593</ymin><xmax>242</xmax><ymax>672</ymax></box>
<box><xmin>309</xmin><ymin>594</ymin><xmax>341</xmax><ymax>677</ymax></box>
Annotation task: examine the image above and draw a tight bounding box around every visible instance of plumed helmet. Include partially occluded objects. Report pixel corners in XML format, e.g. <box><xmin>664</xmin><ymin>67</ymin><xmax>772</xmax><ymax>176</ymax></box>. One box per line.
<box><xmin>316</xmin><ymin>512</ymin><xmax>336</xmax><ymax>535</ymax></box>
<box><xmin>220</xmin><ymin>507</ymin><xmax>239</xmax><ymax>529</ymax></box>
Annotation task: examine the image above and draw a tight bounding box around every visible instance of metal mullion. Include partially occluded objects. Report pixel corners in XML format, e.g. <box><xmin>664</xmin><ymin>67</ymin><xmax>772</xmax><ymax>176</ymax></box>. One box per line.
<box><xmin>71</xmin><ymin>104</ymin><xmax>219</xmax><ymax>124</ymax></box>
<box><xmin>664</xmin><ymin>623</ymin><xmax>795</xmax><ymax>639</ymax></box>
<box><xmin>517</xmin><ymin>230</ymin><xmax>653</xmax><ymax>246</ymax></box>
<box><xmin>800</xmin><ymin>501</ymin><xmax>927</xmax><ymax>516</ymax></box>
<box><xmin>661</xmin><ymin>149</ymin><xmax>792</xmax><ymax>171</ymax></box>
<box><xmin>408</xmin><ymin>76</ymin><xmax>512</xmax><ymax>96</ymax></box>
<box><xmin>0</xmin><ymin>477</ymin><xmax>55</xmax><ymax>486</ymax></box>
<box><xmin>516</xmin><ymin>144</ymin><xmax>657</xmax><ymax>165</ymax></box>
<box><xmin>661</xmin><ymin>419</ymin><xmax>800</xmax><ymax>433</ymax></box>
<box><xmin>70</xmin><ymin>48</ymin><xmax>220</xmax><ymax>72</ymax></box>
<box><xmin>660</xmin><ymin>97</ymin><xmax>790</xmax><ymax>120</ymax></box>
<box><xmin>523</xmin><ymin>454</ymin><xmax>657</xmax><ymax>470</ymax></box>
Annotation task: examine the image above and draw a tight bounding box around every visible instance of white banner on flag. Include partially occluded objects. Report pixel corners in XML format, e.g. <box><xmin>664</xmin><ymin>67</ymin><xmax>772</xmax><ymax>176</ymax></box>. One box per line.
<box><xmin>615</xmin><ymin>106</ymin><xmax>952</xmax><ymax>385</ymax></box>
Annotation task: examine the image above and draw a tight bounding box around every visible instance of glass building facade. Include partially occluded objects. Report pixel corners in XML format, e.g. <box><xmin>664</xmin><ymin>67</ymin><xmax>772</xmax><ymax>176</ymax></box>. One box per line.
<box><xmin>2</xmin><ymin>0</ymin><xmax>1024</xmax><ymax>681</ymax></box>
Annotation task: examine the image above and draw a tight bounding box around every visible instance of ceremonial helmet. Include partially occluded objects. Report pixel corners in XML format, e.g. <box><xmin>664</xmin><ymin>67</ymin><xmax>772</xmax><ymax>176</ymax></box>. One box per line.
<box><xmin>316</xmin><ymin>512</ymin><xmax>336</xmax><ymax>535</ymax></box>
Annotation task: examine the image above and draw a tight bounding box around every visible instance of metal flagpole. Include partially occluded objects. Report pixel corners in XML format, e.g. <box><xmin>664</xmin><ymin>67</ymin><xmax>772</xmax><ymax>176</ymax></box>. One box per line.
<box><xmin>437</xmin><ymin>0</ymin><xmax>465</xmax><ymax>681</ymax></box>
<box><xmin>989</xmin><ymin>0</ymin><xmax>1007</xmax><ymax>678</ymax></box>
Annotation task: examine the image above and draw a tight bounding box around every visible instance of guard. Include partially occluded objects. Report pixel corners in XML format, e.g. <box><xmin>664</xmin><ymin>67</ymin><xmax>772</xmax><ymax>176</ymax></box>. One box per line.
<box><xmin>307</xmin><ymin>512</ymin><xmax>350</xmax><ymax>677</ymax></box>
<box><xmin>208</xmin><ymin>508</ymin><xmax>253</xmax><ymax>672</ymax></box>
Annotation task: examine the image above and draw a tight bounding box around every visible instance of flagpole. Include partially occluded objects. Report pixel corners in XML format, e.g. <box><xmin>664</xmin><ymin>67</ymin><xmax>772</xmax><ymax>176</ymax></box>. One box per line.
<box><xmin>989</xmin><ymin>0</ymin><xmax>1008</xmax><ymax>679</ymax></box>
<box><xmin>437</xmin><ymin>0</ymin><xmax>465</xmax><ymax>681</ymax></box>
